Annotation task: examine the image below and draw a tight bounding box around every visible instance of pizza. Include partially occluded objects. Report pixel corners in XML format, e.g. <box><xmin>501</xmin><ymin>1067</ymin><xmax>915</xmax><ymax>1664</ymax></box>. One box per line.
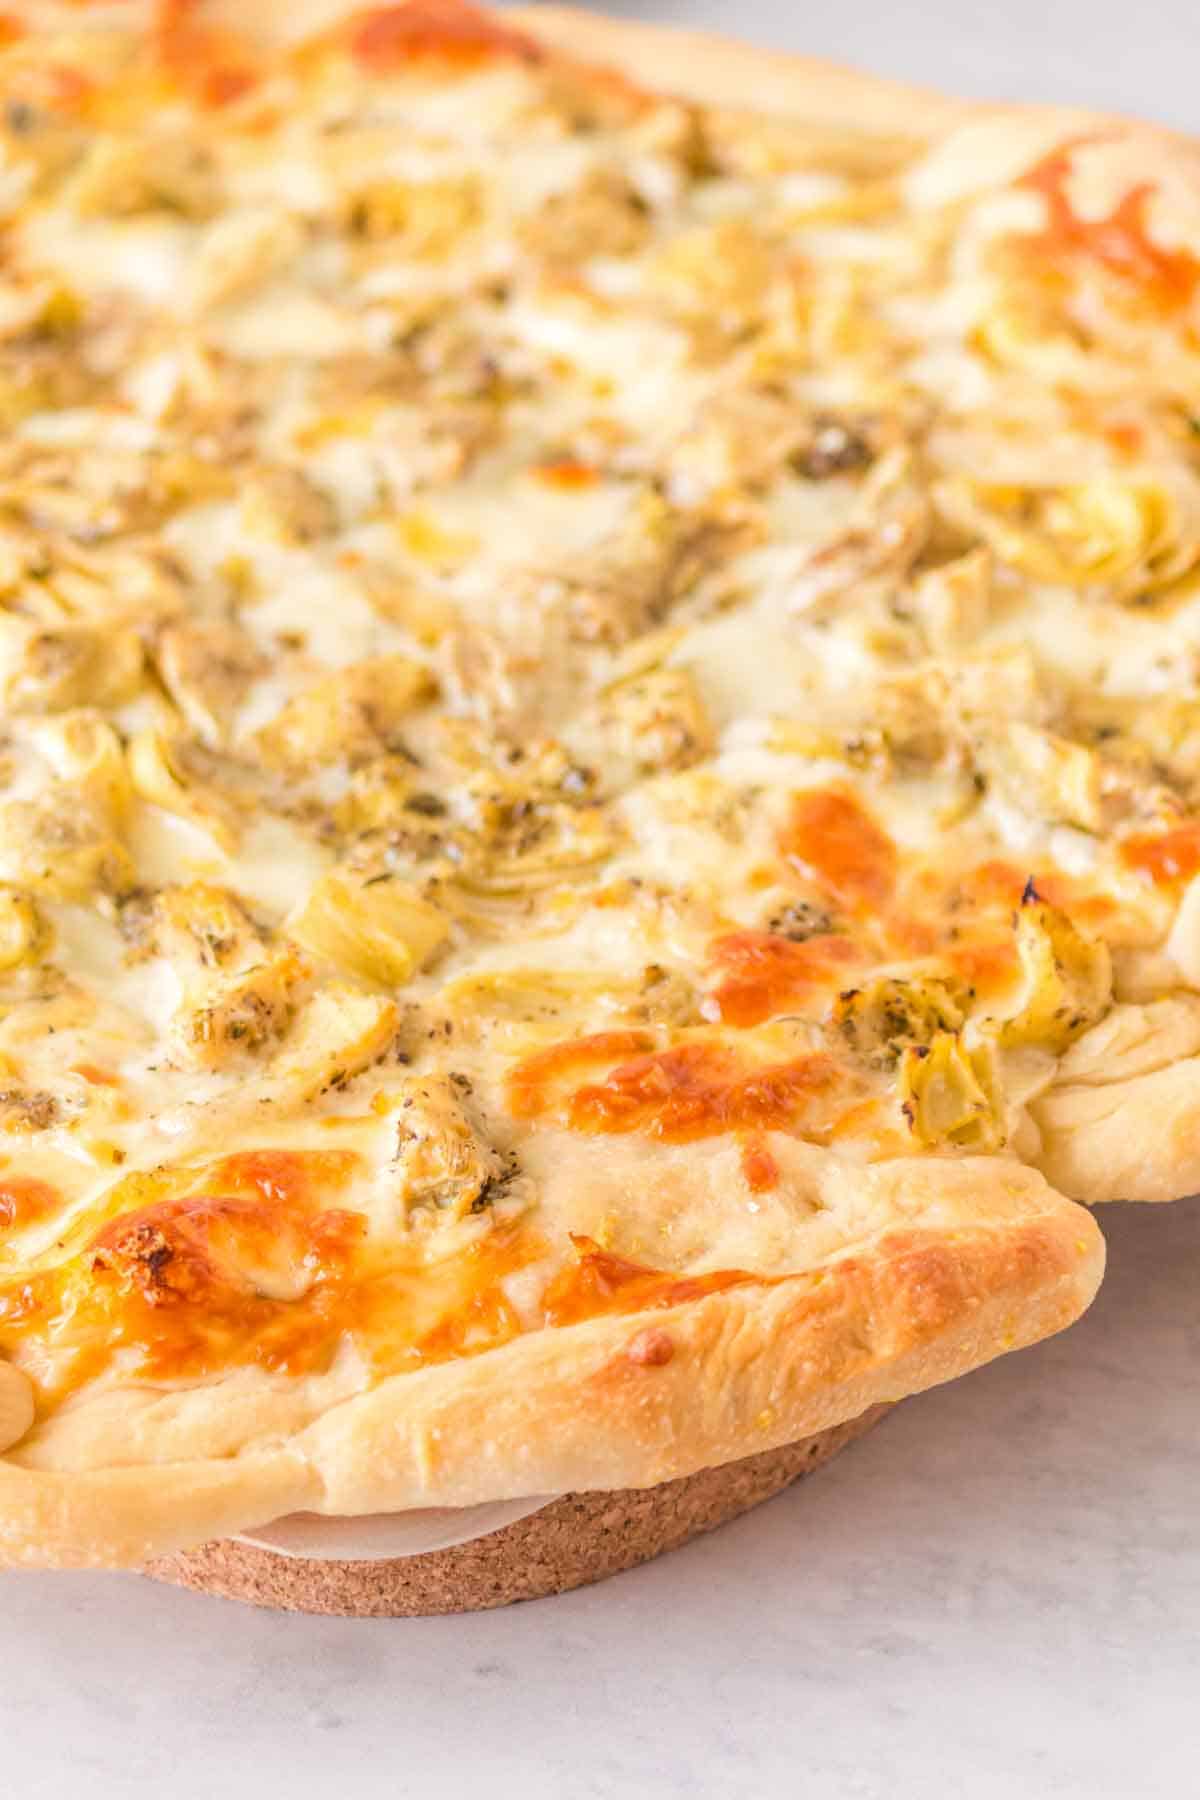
<box><xmin>11</xmin><ymin>0</ymin><xmax>1200</xmax><ymax>1575</ymax></box>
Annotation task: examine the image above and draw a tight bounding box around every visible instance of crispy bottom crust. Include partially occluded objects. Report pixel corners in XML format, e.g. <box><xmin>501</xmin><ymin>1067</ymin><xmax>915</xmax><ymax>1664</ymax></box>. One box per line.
<box><xmin>143</xmin><ymin>1405</ymin><xmax>888</xmax><ymax>1615</ymax></box>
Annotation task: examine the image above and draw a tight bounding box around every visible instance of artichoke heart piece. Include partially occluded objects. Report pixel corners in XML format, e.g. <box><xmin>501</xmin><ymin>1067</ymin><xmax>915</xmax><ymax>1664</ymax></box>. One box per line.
<box><xmin>240</xmin><ymin>466</ymin><xmax>337</xmax><ymax>546</ymax></box>
<box><xmin>831</xmin><ymin>974</ymin><xmax>967</xmax><ymax>1069</ymax></box>
<box><xmin>287</xmin><ymin>871</ymin><xmax>449</xmax><ymax>989</ymax></box>
<box><xmin>899</xmin><ymin>1031</ymin><xmax>1005</xmax><ymax>1151</ymax></box>
<box><xmin>0</xmin><ymin>886</ymin><xmax>48</xmax><ymax>971</ymax></box>
<box><xmin>356</xmin><ymin>565</ymin><xmax>461</xmax><ymax>645</ymax></box>
<box><xmin>1100</xmin><ymin>695</ymin><xmax>1200</xmax><ymax>793</ymax></box>
<box><xmin>598</xmin><ymin>666</ymin><xmax>714</xmax><ymax>775</ymax></box>
<box><xmin>934</xmin><ymin>477</ymin><xmax>1200</xmax><ymax>603</ymax></box>
<box><xmin>270</xmin><ymin>986</ymin><xmax>399</xmax><ymax>1101</ymax></box>
<box><xmin>127</xmin><ymin>729</ymin><xmax>239</xmax><ymax>853</ymax></box>
<box><xmin>976</xmin><ymin>721</ymin><xmax>1102</xmax><ymax>832</ymax></box>
<box><xmin>456</xmin><ymin>806</ymin><xmax>615</xmax><ymax>894</ymax></box>
<box><xmin>952</xmin><ymin>646</ymin><xmax>1049</xmax><ymax>728</ymax></box>
<box><xmin>253</xmin><ymin>656</ymin><xmax>434</xmax><ymax>771</ymax></box>
<box><xmin>766</xmin><ymin>719</ymin><xmax>866</xmax><ymax>764</ymax></box>
<box><xmin>519</xmin><ymin>168</ymin><xmax>650</xmax><ymax>265</ymax></box>
<box><xmin>386</xmin><ymin>1073</ymin><xmax>507</xmax><ymax>1224</ymax></box>
<box><xmin>184</xmin><ymin>205</ymin><xmax>302</xmax><ymax>312</ymax></box>
<box><xmin>869</xmin><ymin>667</ymin><xmax>953</xmax><ymax>768</ymax></box>
<box><xmin>179</xmin><ymin>949</ymin><xmax>307</xmax><ymax>1070</ymax></box>
<box><xmin>154</xmin><ymin>620</ymin><xmax>266</xmax><ymax>747</ymax></box>
<box><xmin>66</xmin><ymin>134</ymin><xmax>220</xmax><ymax>220</ymax></box>
<box><xmin>0</xmin><ymin>794</ymin><xmax>133</xmax><ymax>901</ymax></box>
<box><xmin>788</xmin><ymin>455</ymin><xmax>930</xmax><ymax>617</ymax></box>
<box><xmin>995</xmin><ymin>898</ymin><xmax>1113</xmax><ymax>1052</ymax></box>
<box><xmin>0</xmin><ymin>617</ymin><xmax>143</xmax><ymax>715</ymax></box>
<box><xmin>29</xmin><ymin>711</ymin><xmax>130</xmax><ymax>824</ymax></box>
<box><xmin>347</xmin><ymin>174</ymin><xmax>482</xmax><ymax>255</ymax></box>
<box><xmin>907</xmin><ymin>548</ymin><xmax>993</xmax><ymax>653</ymax></box>
<box><xmin>143</xmin><ymin>882</ymin><xmax>269</xmax><ymax>976</ymax></box>
<box><xmin>442</xmin><ymin>964</ymin><xmax>695</xmax><ymax>1042</ymax></box>
<box><xmin>444</xmin><ymin>966</ymin><xmax>620</xmax><ymax>1025</ymax></box>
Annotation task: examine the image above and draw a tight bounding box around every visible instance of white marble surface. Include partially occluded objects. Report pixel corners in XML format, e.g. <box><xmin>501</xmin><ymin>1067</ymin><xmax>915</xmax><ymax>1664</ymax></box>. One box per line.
<box><xmin>5</xmin><ymin>5</ymin><xmax>1200</xmax><ymax>1793</ymax></box>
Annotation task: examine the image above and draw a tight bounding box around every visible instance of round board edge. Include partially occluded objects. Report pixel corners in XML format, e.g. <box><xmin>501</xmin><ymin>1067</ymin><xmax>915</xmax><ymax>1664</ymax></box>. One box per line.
<box><xmin>143</xmin><ymin>1404</ymin><xmax>890</xmax><ymax>1616</ymax></box>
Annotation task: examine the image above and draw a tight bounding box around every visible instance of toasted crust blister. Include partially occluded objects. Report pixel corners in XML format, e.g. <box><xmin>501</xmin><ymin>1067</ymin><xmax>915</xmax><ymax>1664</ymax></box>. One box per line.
<box><xmin>4</xmin><ymin>1</ymin><xmax>1200</xmax><ymax>1568</ymax></box>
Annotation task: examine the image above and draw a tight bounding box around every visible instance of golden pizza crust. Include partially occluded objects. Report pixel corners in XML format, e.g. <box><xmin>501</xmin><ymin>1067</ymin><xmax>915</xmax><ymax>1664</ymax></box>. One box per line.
<box><xmin>1</xmin><ymin>1157</ymin><xmax>1102</xmax><ymax>1566</ymax></box>
<box><xmin>144</xmin><ymin>1407</ymin><xmax>889</xmax><ymax>1615</ymax></box>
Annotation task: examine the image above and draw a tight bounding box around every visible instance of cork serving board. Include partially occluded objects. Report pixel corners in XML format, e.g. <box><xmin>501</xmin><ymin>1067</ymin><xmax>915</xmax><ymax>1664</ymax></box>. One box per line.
<box><xmin>144</xmin><ymin>1406</ymin><xmax>889</xmax><ymax>1616</ymax></box>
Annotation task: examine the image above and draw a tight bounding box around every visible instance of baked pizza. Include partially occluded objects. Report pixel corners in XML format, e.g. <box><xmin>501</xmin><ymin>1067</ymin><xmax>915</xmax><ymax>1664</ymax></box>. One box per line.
<box><xmin>15</xmin><ymin>0</ymin><xmax>1200</xmax><ymax>1577</ymax></box>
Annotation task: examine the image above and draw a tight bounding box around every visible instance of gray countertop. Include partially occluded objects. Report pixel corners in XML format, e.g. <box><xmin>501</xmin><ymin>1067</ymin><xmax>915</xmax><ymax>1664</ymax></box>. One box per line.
<box><xmin>5</xmin><ymin>6</ymin><xmax>1200</xmax><ymax>1794</ymax></box>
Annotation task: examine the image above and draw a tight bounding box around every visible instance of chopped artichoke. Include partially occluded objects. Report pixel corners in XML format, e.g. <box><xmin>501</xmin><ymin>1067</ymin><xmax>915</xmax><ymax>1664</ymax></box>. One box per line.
<box><xmin>269</xmin><ymin>985</ymin><xmax>399</xmax><ymax>1100</ymax></box>
<box><xmin>598</xmin><ymin>667</ymin><xmax>714</xmax><ymax>775</ymax></box>
<box><xmin>663</xmin><ymin>385</ymin><xmax>804</xmax><ymax>497</ymax></box>
<box><xmin>334</xmin><ymin>759</ymin><xmax>455</xmax><ymax>844</ymax></box>
<box><xmin>869</xmin><ymin>667</ymin><xmax>953</xmax><ymax>767</ymax></box>
<box><xmin>0</xmin><ymin>618</ymin><xmax>143</xmax><ymax>714</ymax></box>
<box><xmin>627</xmin><ymin>962</ymin><xmax>704</xmax><ymax>1028</ymax></box>
<box><xmin>0</xmin><ymin>886</ymin><xmax>47</xmax><ymax>971</ymax></box>
<box><xmin>454</xmin><ymin>802</ymin><xmax>615</xmax><ymax>894</ymax></box>
<box><xmin>28</xmin><ymin>711</ymin><xmax>130</xmax><ymax>824</ymax></box>
<box><xmin>994</xmin><ymin>896</ymin><xmax>1113</xmax><ymax>1051</ymax></box>
<box><xmin>178</xmin><ymin>949</ymin><xmax>306</xmax><ymax>1069</ymax></box>
<box><xmin>442</xmin><ymin>965</ymin><xmax>691</xmax><ymax>1039</ymax></box>
<box><xmin>253</xmin><ymin>656</ymin><xmax>434</xmax><ymax>771</ymax></box>
<box><xmin>240</xmin><ymin>466</ymin><xmax>337</xmax><ymax>546</ymax></box>
<box><xmin>443</xmin><ymin>966</ymin><xmax>618</xmax><ymax>1026</ymax></box>
<box><xmin>142</xmin><ymin>883</ymin><xmax>268</xmax><ymax>977</ymax></box>
<box><xmin>355</xmin><ymin>566</ymin><xmax>460</xmax><ymax>645</ymax></box>
<box><xmin>766</xmin><ymin>719</ymin><xmax>873</xmax><ymax>766</ymax></box>
<box><xmin>831</xmin><ymin>974</ymin><xmax>967</xmax><ymax>1069</ymax></box>
<box><xmin>518</xmin><ymin>168</ymin><xmax>650</xmax><ymax>264</ymax></box>
<box><xmin>127</xmin><ymin>729</ymin><xmax>239</xmax><ymax>853</ymax></box>
<box><xmin>899</xmin><ymin>1031</ymin><xmax>1005</xmax><ymax>1151</ymax></box>
<box><xmin>287</xmin><ymin>871</ymin><xmax>449</xmax><ymax>989</ymax></box>
<box><xmin>907</xmin><ymin>548</ymin><xmax>993</xmax><ymax>652</ymax></box>
<box><xmin>1087</xmin><ymin>695</ymin><xmax>1200</xmax><ymax>794</ymax></box>
<box><xmin>0</xmin><ymin>1082</ymin><xmax>66</xmax><ymax>1135</ymax></box>
<box><xmin>975</xmin><ymin>720</ymin><xmax>1102</xmax><ymax>832</ymax></box>
<box><xmin>385</xmin><ymin>1073</ymin><xmax>506</xmax><ymax>1222</ymax></box>
<box><xmin>346</xmin><ymin>175</ymin><xmax>482</xmax><ymax>255</ymax></box>
<box><xmin>649</xmin><ymin>218</ymin><xmax>773</xmax><ymax>327</ymax></box>
<box><xmin>184</xmin><ymin>204</ymin><xmax>301</xmax><ymax>311</ymax></box>
<box><xmin>0</xmin><ymin>796</ymin><xmax>133</xmax><ymax>901</ymax></box>
<box><xmin>788</xmin><ymin>453</ymin><xmax>930</xmax><ymax>617</ymax></box>
<box><xmin>66</xmin><ymin>134</ymin><xmax>220</xmax><ymax>220</ymax></box>
<box><xmin>934</xmin><ymin>477</ymin><xmax>1200</xmax><ymax>603</ymax></box>
<box><xmin>154</xmin><ymin>620</ymin><xmax>266</xmax><ymax>746</ymax></box>
<box><xmin>533</xmin><ymin>497</ymin><xmax>756</xmax><ymax>651</ymax></box>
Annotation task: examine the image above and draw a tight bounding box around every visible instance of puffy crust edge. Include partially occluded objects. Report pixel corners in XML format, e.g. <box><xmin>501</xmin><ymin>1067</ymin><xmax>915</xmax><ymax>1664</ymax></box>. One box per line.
<box><xmin>506</xmin><ymin>4</ymin><xmax>972</xmax><ymax>133</ymax></box>
<box><xmin>1034</xmin><ymin>1057</ymin><xmax>1200</xmax><ymax>1203</ymax></box>
<box><xmin>0</xmin><ymin>1160</ymin><xmax>1104</xmax><ymax>1566</ymax></box>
